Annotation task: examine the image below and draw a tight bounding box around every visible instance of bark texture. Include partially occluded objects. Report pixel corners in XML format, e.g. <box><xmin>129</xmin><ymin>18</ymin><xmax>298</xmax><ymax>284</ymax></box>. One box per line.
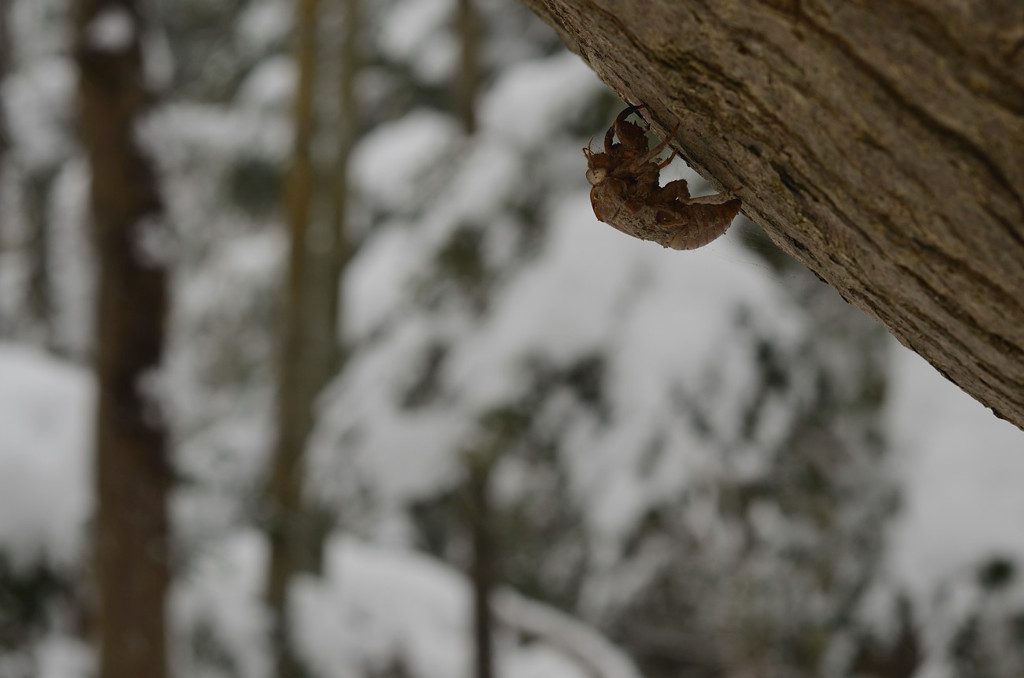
<box><xmin>518</xmin><ymin>0</ymin><xmax>1024</xmax><ymax>429</ymax></box>
<box><xmin>75</xmin><ymin>0</ymin><xmax>171</xmax><ymax>676</ymax></box>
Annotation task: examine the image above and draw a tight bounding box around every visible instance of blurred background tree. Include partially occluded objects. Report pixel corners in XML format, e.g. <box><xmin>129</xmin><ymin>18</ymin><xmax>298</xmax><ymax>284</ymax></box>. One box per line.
<box><xmin>75</xmin><ymin>0</ymin><xmax>173</xmax><ymax>675</ymax></box>
<box><xmin>0</xmin><ymin>2</ymin><xmax>1023</xmax><ymax>678</ymax></box>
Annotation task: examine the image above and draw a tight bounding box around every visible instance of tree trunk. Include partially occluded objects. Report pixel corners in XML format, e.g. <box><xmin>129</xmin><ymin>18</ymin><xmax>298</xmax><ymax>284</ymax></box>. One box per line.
<box><xmin>326</xmin><ymin>0</ymin><xmax>359</xmax><ymax>352</ymax></box>
<box><xmin>0</xmin><ymin>0</ymin><xmax>7</xmax><ymax>166</ymax></box>
<box><xmin>455</xmin><ymin>2</ymin><xmax>496</xmax><ymax>677</ymax></box>
<box><xmin>265</xmin><ymin>0</ymin><xmax>360</xmax><ymax>673</ymax></box>
<box><xmin>0</xmin><ymin>0</ymin><xmax>9</xmax><ymax>256</ymax></box>
<box><xmin>0</xmin><ymin>0</ymin><xmax>8</xmax><ymax>162</ymax></box>
<box><xmin>23</xmin><ymin>168</ymin><xmax>55</xmax><ymax>342</ymax></box>
<box><xmin>455</xmin><ymin>0</ymin><xmax>482</xmax><ymax>134</ymax></box>
<box><xmin>466</xmin><ymin>452</ymin><xmax>496</xmax><ymax>678</ymax></box>
<box><xmin>75</xmin><ymin>0</ymin><xmax>171</xmax><ymax>677</ymax></box>
<box><xmin>265</xmin><ymin>0</ymin><xmax>320</xmax><ymax>675</ymax></box>
<box><xmin>517</xmin><ymin>0</ymin><xmax>1024</xmax><ymax>430</ymax></box>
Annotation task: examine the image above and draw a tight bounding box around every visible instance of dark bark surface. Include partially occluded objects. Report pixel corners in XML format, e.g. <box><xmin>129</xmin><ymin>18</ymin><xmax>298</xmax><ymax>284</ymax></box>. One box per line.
<box><xmin>518</xmin><ymin>0</ymin><xmax>1024</xmax><ymax>429</ymax></box>
<box><xmin>75</xmin><ymin>0</ymin><xmax>171</xmax><ymax>676</ymax></box>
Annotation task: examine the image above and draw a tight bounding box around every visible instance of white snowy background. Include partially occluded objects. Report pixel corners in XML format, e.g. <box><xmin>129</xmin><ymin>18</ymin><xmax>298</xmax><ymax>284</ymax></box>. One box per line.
<box><xmin>1</xmin><ymin>0</ymin><xmax>1023</xmax><ymax>677</ymax></box>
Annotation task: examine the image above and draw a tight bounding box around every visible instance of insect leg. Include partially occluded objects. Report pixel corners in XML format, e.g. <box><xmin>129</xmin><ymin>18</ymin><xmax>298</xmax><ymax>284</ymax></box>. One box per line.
<box><xmin>661</xmin><ymin>178</ymin><xmax>690</xmax><ymax>202</ymax></box>
<box><xmin>641</xmin><ymin>122</ymin><xmax>681</xmax><ymax>165</ymax></box>
<box><xmin>656</xmin><ymin>152</ymin><xmax>678</xmax><ymax>169</ymax></box>
<box><xmin>606</xmin><ymin>105</ymin><xmax>644</xmax><ymax>151</ymax></box>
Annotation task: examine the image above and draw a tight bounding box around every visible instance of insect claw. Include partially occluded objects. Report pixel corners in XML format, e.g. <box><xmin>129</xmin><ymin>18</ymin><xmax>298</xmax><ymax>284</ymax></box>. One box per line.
<box><xmin>619</xmin><ymin>104</ymin><xmax>642</xmax><ymax>119</ymax></box>
<box><xmin>604</xmin><ymin>123</ymin><xmax>616</xmax><ymax>153</ymax></box>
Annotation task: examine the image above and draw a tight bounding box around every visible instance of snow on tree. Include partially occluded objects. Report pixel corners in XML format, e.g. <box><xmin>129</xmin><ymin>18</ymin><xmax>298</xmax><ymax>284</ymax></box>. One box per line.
<box><xmin>1</xmin><ymin>1</ymin><xmax>1024</xmax><ymax>678</ymax></box>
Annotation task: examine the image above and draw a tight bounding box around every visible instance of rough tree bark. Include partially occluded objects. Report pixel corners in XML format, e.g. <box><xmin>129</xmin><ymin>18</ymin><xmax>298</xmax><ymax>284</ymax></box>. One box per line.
<box><xmin>75</xmin><ymin>0</ymin><xmax>171</xmax><ymax>676</ymax></box>
<box><xmin>518</xmin><ymin>0</ymin><xmax>1024</xmax><ymax>430</ymax></box>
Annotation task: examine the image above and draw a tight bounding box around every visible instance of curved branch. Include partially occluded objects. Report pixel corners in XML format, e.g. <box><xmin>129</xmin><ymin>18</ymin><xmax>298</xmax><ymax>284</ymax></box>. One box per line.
<box><xmin>519</xmin><ymin>0</ymin><xmax>1024</xmax><ymax>429</ymax></box>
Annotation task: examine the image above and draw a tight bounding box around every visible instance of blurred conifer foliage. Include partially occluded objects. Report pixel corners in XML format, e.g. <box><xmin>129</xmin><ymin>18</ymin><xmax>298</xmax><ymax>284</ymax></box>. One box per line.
<box><xmin>2</xmin><ymin>1</ymin><xmax>1024</xmax><ymax>678</ymax></box>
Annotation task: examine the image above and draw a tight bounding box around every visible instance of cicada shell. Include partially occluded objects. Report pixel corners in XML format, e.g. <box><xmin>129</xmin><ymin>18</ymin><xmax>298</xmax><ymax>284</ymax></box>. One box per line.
<box><xmin>583</xmin><ymin>106</ymin><xmax>741</xmax><ymax>250</ymax></box>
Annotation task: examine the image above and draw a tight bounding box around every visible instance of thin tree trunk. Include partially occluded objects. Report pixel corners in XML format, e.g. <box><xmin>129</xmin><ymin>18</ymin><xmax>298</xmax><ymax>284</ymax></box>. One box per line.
<box><xmin>0</xmin><ymin>0</ymin><xmax>8</xmax><ymax>159</ymax></box>
<box><xmin>23</xmin><ymin>168</ymin><xmax>55</xmax><ymax>342</ymax></box>
<box><xmin>455</xmin><ymin>0</ymin><xmax>481</xmax><ymax>135</ymax></box>
<box><xmin>467</xmin><ymin>454</ymin><xmax>495</xmax><ymax>678</ymax></box>
<box><xmin>518</xmin><ymin>0</ymin><xmax>1024</xmax><ymax>430</ymax></box>
<box><xmin>454</xmin><ymin>2</ymin><xmax>493</xmax><ymax>675</ymax></box>
<box><xmin>454</xmin><ymin>4</ymin><xmax>495</xmax><ymax>676</ymax></box>
<box><xmin>0</xmin><ymin>0</ymin><xmax>10</xmax><ymax>256</ymax></box>
<box><xmin>75</xmin><ymin>1</ymin><xmax>170</xmax><ymax>677</ymax></box>
<box><xmin>265</xmin><ymin>0</ymin><xmax>319</xmax><ymax>676</ymax></box>
<box><xmin>2</xmin><ymin>0</ymin><xmax>53</xmax><ymax>345</ymax></box>
<box><xmin>328</xmin><ymin>0</ymin><xmax>359</xmax><ymax>339</ymax></box>
<box><xmin>266</xmin><ymin>0</ymin><xmax>362</xmax><ymax>673</ymax></box>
